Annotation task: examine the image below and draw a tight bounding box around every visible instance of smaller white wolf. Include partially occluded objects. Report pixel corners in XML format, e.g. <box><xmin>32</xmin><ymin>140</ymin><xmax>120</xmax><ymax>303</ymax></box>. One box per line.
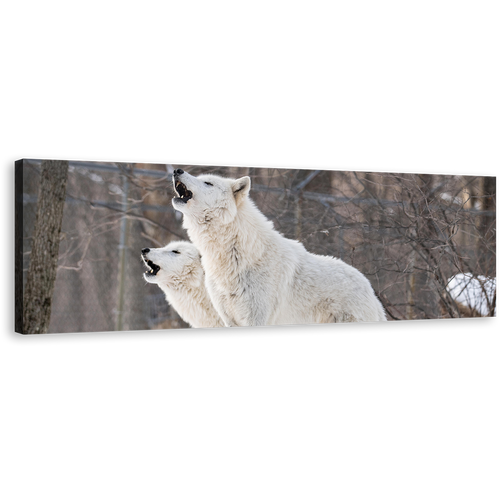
<box><xmin>141</xmin><ymin>241</ymin><xmax>223</xmax><ymax>328</ymax></box>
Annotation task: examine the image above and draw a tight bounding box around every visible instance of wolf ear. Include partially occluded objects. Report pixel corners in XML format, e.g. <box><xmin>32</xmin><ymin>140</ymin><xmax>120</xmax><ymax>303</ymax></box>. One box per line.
<box><xmin>232</xmin><ymin>176</ymin><xmax>251</xmax><ymax>204</ymax></box>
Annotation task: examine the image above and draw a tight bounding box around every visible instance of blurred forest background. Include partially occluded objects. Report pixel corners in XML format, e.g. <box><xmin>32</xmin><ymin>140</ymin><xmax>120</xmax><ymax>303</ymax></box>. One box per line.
<box><xmin>19</xmin><ymin>160</ymin><xmax>496</xmax><ymax>333</ymax></box>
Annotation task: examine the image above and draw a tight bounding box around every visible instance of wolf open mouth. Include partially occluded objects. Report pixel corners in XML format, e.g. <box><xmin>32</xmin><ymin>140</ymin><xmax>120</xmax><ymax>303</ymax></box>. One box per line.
<box><xmin>143</xmin><ymin>257</ymin><xmax>160</xmax><ymax>276</ymax></box>
<box><xmin>174</xmin><ymin>180</ymin><xmax>193</xmax><ymax>203</ymax></box>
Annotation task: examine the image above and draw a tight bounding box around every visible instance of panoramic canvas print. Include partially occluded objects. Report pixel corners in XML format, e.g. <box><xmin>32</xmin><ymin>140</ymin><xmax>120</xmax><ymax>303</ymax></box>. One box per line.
<box><xmin>15</xmin><ymin>159</ymin><xmax>496</xmax><ymax>334</ymax></box>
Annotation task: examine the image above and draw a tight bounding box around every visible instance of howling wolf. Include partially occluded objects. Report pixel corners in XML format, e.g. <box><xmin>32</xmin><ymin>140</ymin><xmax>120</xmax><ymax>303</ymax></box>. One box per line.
<box><xmin>142</xmin><ymin>240</ymin><xmax>223</xmax><ymax>328</ymax></box>
<box><xmin>172</xmin><ymin>169</ymin><xmax>386</xmax><ymax>327</ymax></box>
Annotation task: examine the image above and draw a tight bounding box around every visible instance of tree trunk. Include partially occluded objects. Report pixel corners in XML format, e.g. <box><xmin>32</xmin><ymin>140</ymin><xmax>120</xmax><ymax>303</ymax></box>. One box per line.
<box><xmin>22</xmin><ymin>160</ymin><xmax>69</xmax><ymax>334</ymax></box>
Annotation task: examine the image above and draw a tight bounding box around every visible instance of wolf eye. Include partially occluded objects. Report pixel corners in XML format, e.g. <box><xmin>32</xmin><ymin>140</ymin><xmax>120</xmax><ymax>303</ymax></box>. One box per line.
<box><xmin>171</xmin><ymin>250</ymin><xmax>180</xmax><ymax>254</ymax></box>
<box><xmin>204</xmin><ymin>182</ymin><xmax>213</xmax><ymax>186</ymax></box>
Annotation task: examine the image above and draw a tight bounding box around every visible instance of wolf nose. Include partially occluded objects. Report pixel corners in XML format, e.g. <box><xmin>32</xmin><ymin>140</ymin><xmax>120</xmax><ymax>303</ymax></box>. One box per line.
<box><xmin>141</xmin><ymin>248</ymin><xmax>150</xmax><ymax>255</ymax></box>
<box><xmin>174</xmin><ymin>168</ymin><xmax>184</xmax><ymax>175</ymax></box>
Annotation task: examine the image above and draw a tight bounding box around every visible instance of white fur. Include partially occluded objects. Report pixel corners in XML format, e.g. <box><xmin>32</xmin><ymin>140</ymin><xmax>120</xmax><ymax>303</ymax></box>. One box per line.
<box><xmin>172</xmin><ymin>172</ymin><xmax>387</xmax><ymax>327</ymax></box>
<box><xmin>142</xmin><ymin>241</ymin><xmax>223</xmax><ymax>328</ymax></box>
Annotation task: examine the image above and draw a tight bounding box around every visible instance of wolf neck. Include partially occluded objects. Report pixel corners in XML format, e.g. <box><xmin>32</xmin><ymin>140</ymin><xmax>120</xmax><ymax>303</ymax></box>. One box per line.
<box><xmin>159</xmin><ymin>278</ymin><xmax>211</xmax><ymax>309</ymax></box>
<box><xmin>160</xmin><ymin>277</ymin><xmax>220</xmax><ymax>327</ymax></box>
<box><xmin>162</xmin><ymin>279</ymin><xmax>209</xmax><ymax>306</ymax></box>
<box><xmin>185</xmin><ymin>198</ymin><xmax>274</xmax><ymax>268</ymax></box>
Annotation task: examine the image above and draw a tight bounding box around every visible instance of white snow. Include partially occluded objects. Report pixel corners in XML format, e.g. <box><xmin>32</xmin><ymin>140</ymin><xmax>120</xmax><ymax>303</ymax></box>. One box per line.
<box><xmin>440</xmin><ymin>192</ymin><xmax>463</xmax><ymax>205</ymax></box>
<box><xmin>446</xmin><ymin>273</ymin><xmax>496</xmax><ymax>316</ymax></box>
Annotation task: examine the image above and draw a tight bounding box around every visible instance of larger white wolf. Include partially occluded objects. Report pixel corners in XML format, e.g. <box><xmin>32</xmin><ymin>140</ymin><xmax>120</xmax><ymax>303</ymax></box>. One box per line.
<box><xmin>172</xmin><ymin>169</ymin><xmax>387</xmax><ymax>327</ymax></box>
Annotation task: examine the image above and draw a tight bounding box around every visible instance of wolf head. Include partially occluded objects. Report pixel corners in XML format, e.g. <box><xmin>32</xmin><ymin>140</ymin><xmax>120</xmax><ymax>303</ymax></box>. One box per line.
<box><xmin>141</xmin><ymin>240</ymin><xmax>204</xmax><ymax>288</ymax></box>
<box><xmin>172</xmin><ymin>169</ymin><xmax>251</xmax><ymax>225</ymax></box>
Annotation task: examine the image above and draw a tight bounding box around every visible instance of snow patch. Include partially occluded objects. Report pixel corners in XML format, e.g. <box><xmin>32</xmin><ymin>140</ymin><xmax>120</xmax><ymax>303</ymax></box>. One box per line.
<box><xmin>446</xmin><ymin>273</ymin><xmax>496</xmax><ymax>316</ymax></box>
